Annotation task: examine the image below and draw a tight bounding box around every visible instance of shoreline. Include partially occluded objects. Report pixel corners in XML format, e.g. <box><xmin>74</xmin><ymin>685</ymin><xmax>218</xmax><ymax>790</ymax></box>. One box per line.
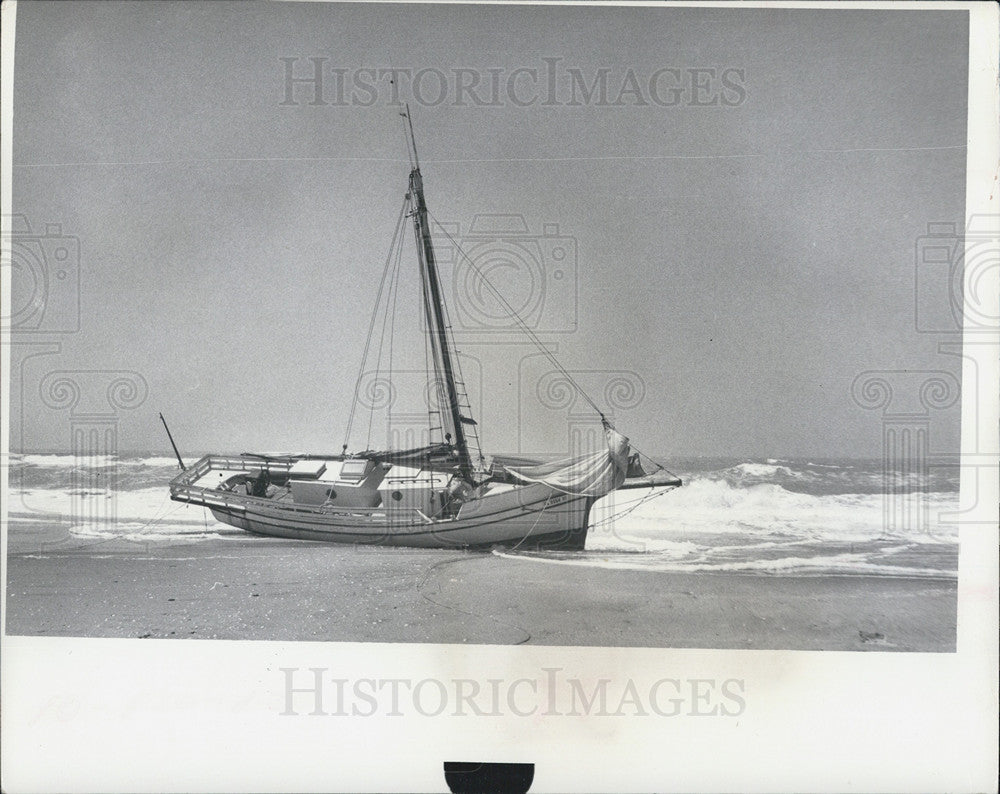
<box><xmin>5</xmin><ymin>526</ymin><xmax>957</xmax><ymax>652</ymax></box>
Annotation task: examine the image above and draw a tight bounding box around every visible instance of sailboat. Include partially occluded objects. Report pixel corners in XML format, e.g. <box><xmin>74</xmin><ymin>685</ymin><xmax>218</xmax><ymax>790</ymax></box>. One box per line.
<box><xmin>168</xmin><ymin>112</ymin><xmax>681</xmax><ymax>549</ymax></box>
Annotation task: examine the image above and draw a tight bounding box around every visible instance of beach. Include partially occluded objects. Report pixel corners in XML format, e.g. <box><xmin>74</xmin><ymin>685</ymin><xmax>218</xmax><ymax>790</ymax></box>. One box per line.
<box><xmin>4</xmin><ymin>455</ymin><xmax>959</xmax><ymax>651</ymax></box>
<box><xmin>5</xmin><ymin>523</ymin><xmax>956</xmax><ymax>651</ymax></box>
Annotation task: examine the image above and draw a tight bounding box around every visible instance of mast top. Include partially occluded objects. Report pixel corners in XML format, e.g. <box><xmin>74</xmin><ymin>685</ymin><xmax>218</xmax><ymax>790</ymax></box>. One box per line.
<box><xmin>400</xmin><ymin>104</ymin><xmax>420</xmax><ymax>170</ymax></box>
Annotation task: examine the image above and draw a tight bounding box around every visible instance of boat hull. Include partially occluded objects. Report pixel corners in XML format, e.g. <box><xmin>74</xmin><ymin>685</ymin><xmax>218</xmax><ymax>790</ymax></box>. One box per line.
<box><xmin>205</xmin><ymin>484</ymin><xmax>594</xmax><ymax>550</ymax></box>
<box><xmin>170</xmin><ymin>456</ymin><xmax>596</xmax><ymax>549</ymax></box>
<box><xmin>170</xmin><ymin>454</ymin><xmax>680</xmax><ymax>550</ymax></box>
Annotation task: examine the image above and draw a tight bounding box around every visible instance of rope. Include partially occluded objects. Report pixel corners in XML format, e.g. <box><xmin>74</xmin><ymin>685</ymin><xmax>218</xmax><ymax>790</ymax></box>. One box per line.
<box><xmin>506</xmin><ymin>491</ymin><xmax>553</xmax><ymax>552</ymax></box>
<box><xmin>366</xmin><ymin>229</ymin><xmax>405</xmax><ymax>450</ymax></box>
<box><xmin>426</xmin><ymin>208</ymin><xmax>611</xmax><ymax>426</ymax></box>
<box><xmin>385</xmin><ymin>215</ymin><xmax>404</xmax><ymax>447</ymax></box>
<box><xmin>505</xmin><ymin>481</ymin><xmax>677</xmax><ymax>555</ymax></box>
<box><xmin>629</xmin><ymin>443</ymin><xmax>672</xmax><ymax>476</ymax></box>
<box><xmin>74</xmin><ymin>492</ymin><xmax>183</xmax><ymax>548</ymax></box>
<box><xmin>344</xmin><ymin>197</ymin><xmax>408</xmax><ymax>451</ymax></box>
<box><xmin>587</xmin><ymin>484</ymin><xmax>678</xmax><ymax>533</ymax></box>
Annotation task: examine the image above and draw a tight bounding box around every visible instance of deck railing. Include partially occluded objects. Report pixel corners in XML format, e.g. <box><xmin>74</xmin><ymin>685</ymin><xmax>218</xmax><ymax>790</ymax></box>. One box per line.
<box><xmin>169</xmin><ymin>455</ymin><xmax>441</xmax><ymax>524</ymax></box>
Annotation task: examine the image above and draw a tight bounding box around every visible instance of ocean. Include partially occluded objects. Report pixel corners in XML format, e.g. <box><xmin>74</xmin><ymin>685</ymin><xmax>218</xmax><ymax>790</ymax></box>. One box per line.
<box><xmin>5</xmin><ymin>455</ymin><xmax>959</xmax><ymax>579</ymax></box>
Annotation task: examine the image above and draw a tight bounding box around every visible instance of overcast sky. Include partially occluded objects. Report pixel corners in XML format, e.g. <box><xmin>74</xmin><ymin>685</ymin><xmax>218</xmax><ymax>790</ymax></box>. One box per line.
<box><xmin>9</xmin><ymin>1</ymin><xmax>967</xmax><ymax>458</ymax></box>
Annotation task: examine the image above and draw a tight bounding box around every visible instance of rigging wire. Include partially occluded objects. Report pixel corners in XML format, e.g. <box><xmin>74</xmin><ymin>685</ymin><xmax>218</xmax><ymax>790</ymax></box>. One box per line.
<box><xmin>349</xmin><ymin>124</ymin><xmax>673</xmax><ymax>479</ymax></box>
<box><xmin>367</xmin><ymin>218</ymin><xmax>405</xmax><ymax>451</ymax></box>
<box><xmin>506</xmin><ymin>491</ymin><xmax>554</xmax><ymax>552</ymax></box>
<box><xmin>425</xmin><ymin>207</ymin><xmax>611</xmax><ymax>427</ymax></box>
<box><xmin>630</xmin><ymin>445</ymin><xmax>672</xmax><ymax>476</ymax></box>
<box><xmin>343</xmin><ymin>196</ymin><xmax>409</xmax><ymax>452</ymax></box>
<box><xmin>586</xmin><ymin>484</ymin><xmax>679</xmax><ymax>533</ymax></box>
<box><xmin>384</xmin><ymin>210</ymin><xmax>405</xmax><ymax>448</ymax></box>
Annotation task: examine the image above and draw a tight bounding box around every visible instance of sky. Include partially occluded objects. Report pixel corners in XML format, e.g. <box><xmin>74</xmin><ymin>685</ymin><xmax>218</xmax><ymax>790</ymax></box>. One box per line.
<box><xmin>7</xmin><ymin>1</ymin><xmax>968</xmax><ymax>459</ymax></box>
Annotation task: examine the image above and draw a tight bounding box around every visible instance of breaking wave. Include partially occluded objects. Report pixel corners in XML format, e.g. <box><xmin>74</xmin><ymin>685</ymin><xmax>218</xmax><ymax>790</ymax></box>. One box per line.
<box><xmin>6</xmin><ymin>454</ymin><xmax>960</xmax><ymax>576</ymax></box>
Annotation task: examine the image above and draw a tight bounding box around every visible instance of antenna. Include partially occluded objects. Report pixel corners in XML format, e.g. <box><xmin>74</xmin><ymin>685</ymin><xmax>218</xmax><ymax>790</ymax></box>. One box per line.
<box><xmin>159</xmin><ymin>413</ymin><xmax>186</xmax><ymax>471</ymax></box>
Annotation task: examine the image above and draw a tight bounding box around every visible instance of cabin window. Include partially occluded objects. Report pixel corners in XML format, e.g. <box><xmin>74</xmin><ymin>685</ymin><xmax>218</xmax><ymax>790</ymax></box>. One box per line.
<box><xmin>340</xmin><ymin>458</ymin><xmax>373</xmax><ymax>481</ymax></box>
<box><xmin>391</xmin><ymin>491</ymin><xmax>403</xmax><ymax>502</ymax></box>
<box><xmin>326</xmin><ymin>488</ymin><xmax>337</xmax><ymax>499</ymax></box>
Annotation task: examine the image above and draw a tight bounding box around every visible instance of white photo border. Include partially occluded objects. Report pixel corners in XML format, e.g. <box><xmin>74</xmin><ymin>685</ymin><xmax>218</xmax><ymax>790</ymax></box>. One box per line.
<box><xmin>1</xmin><ymin>2</ymin><xmax>997</xmax><ymax>792</ymax></box>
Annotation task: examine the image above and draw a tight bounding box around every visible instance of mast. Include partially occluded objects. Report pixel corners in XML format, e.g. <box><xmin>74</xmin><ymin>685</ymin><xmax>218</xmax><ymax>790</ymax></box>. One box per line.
<box><xmin>402</xmin><ymin>109</ymin><xmax>475</xmax><ymax>483</ymax></box>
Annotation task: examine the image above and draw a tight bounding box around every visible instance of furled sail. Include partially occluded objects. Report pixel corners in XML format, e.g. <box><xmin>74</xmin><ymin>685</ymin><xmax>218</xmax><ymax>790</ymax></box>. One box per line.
<box><xmin>365</xmin><ymin>443</ymin><xmax>458</xmax><ymax>467</ymax></box>
<box><xmin>504</xmin><ymin>426</ymin><xmax>630</xmax><ymax>497</ymax></box>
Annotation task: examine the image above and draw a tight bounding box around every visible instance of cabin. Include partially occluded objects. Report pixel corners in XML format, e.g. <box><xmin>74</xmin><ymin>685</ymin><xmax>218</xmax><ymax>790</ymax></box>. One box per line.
<box><xmin>286</xmin><ymin>458</ymin><xmax>385</xmax><ymax>507</ymax></box>
<box><xmin>278</xmin><ymin>458</ymin><xmax>453</xmax><ymax>518</ymax></box>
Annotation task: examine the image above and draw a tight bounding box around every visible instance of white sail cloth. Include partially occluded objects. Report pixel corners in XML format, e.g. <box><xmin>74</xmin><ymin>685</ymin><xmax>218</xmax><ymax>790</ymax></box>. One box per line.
<box><xmin>504</xmin><ymin>427</ymin><xmax>630</xmax><ymax>497</ymax></box>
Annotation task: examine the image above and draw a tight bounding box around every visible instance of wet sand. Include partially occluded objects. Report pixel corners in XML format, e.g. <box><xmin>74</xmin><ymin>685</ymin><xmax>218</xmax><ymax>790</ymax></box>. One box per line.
<box><xmin>5</xmin><ymin>524</ymin><xmax>957</xmax><ymax>651</ymax></box>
